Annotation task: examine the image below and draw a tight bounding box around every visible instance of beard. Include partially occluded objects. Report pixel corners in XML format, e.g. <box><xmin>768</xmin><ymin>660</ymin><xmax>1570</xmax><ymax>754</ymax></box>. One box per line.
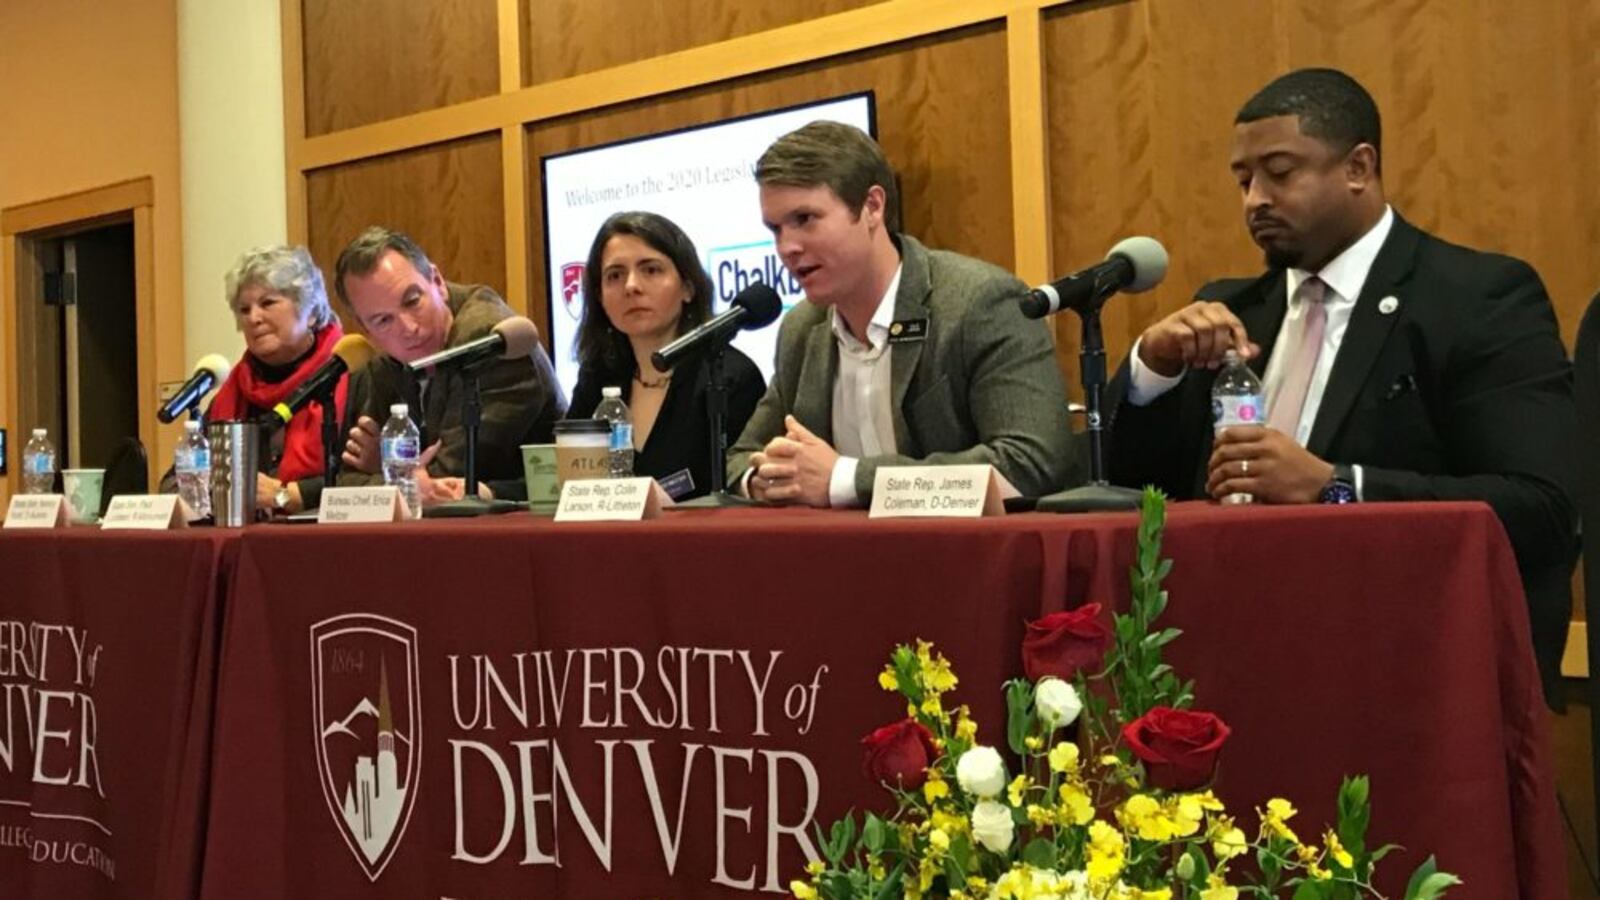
<box><xmin>1263</xmin><ymin>244</ymin><xmax>1303</xmax><ymax>269</ymax></box>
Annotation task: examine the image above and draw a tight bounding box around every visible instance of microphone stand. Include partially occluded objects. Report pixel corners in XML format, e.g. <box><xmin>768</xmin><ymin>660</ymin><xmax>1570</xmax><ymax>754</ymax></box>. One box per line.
<box><xmin>669</xmin><ymin>342</ymin><xmax>754</xmax><ymax>509</ymax></box>
<box><xmin>317</xmin><ymin>389</ymin><xmax>341</xmax><ymax>488</ymax></box>
<box><xmin>1035</xmin><ymin>285</ymin><xmax>1143</xmax><ymax>513</ymax></box>
<box><xmin>426</xmin><ymin>364</ymin><xmax>522</xmax><ymax>518</ymax></box>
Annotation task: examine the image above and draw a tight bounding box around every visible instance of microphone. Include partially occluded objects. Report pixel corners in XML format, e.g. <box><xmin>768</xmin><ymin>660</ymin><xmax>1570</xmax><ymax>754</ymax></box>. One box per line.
<box><xmin>158</xmin><ymin>353</ymin><xmax>232</xmax><ymax>423</ymax></box>
<box><xmin>407</xmin><ymin>316</ymin><xmax>541</xmax><ymax>373</ymax></box>
<box><xmin>266</xmin><ymin>335</ymin><xmax>375</xmax><ymax>427</ymax></box>
<box><xmin>652</xmin><ymin>283</ymin><xmax>783</xmax><ymax>372</ymax></box>
<box><xmin>1020</xmin><ymin>236</ymin><xmax>1169</xmax><ymax>319</ymax></box>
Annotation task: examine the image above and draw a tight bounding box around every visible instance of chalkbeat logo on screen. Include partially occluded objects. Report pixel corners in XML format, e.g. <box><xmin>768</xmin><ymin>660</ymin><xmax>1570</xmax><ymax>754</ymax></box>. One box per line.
<box><xmin>708</xmin><ymin>243</ymin><xmax>803</xmax><ymax>306</ymax></box>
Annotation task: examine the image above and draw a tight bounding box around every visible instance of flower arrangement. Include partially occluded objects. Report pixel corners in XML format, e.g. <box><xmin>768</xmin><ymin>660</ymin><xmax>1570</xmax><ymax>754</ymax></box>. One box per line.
<box><xmin>793</xmin><ymin>489</ymin><xmax>1458</xmax><ymax>900</ymax></box>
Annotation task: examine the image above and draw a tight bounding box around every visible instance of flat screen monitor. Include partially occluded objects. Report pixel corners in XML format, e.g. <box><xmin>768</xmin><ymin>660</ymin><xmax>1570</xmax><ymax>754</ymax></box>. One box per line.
<box><xmin>539</xmin><ymin>92</ymin><xmax>876</xmax><ymax>398</ymax></box>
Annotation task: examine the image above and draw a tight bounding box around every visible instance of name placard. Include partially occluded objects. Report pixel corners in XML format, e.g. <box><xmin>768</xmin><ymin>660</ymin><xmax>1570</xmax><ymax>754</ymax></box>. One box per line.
<box><xmin>101</xmin><ymin>494</ymin><xmax>190</xmax><ymax>530</ymax></box>
<box><xmin>869</xmin><ymin>465</ymin><xmax>1017</xmax><ymax>519</ymax></box>
<box><xmin>318</xmin><ymin>486</ymin><xmax>408</xmax><ymax>524</ymax></box>
<box><xmin>4</xmin><ymin>494</ymin><xmax>69</xmax><ymax>529</ymax></box>
<box><xmin>555</xmin><ymin>477</ymin><xmax>672</xmax><ymax>522</ymax></box>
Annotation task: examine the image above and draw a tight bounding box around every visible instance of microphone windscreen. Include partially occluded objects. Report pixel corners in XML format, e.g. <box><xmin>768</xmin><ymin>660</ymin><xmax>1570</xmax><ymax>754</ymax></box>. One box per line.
<box><xmin>731</xmin><ymin>283</ymin><xmax>783</xmax><ymax>329</ymax></box>
<box><xmin>1106</xmin><ymin>236</ymin><xmax>1169</xmax><ymax>293</ymax></box>
<box><xmin>492</xmin><ymin>316</ymin><xmax>542</xmax><ymax>358</ymax></box>
<box><xmin>333</xmin><ymin>334</ymin><xmax>377</xmax><ymax>372</ymax></box>
<box><xmin>194</xmin><ymin>352</ymin><xmax>232</xmax><ymax>383</ymax></box>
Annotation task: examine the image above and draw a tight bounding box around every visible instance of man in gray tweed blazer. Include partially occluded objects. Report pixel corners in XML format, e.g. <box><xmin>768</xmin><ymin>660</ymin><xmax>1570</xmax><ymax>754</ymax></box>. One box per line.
<box><xmin>729</xmin><ymin>122</ymin><xmax>1077</xmax><ymax>507</ymax></box>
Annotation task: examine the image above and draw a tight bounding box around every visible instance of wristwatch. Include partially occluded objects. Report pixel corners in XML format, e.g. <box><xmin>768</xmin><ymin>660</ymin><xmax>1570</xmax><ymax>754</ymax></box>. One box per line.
<box><xmin>273</xmin><ymin>482</ymin><xmax>293</xmax><ymax>513</ymax></box>
<box><xmin>1319</xmin><ymin>464</ymin><xmax>1357</xmax><ymax>504</ymax></box>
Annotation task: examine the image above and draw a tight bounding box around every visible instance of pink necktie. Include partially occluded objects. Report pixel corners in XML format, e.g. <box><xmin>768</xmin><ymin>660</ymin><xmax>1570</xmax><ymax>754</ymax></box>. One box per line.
<box><xmin>1267</xmin><ymin>276</ymin><xmax>1327</xmax><ymax>438</ymax></box>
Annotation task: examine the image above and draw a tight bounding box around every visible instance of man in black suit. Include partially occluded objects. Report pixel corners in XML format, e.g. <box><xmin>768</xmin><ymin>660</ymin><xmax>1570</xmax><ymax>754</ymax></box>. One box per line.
<box><xmin>1108</xmin><ymin>68</ymin><xmax>1578</xmax><ymax>702</ymax></box>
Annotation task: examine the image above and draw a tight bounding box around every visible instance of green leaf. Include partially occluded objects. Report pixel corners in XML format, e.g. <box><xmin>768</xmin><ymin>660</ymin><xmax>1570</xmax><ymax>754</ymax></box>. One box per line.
<box><xmin>1143</xmin><ymin>627</ymin><xmax>1183</xmax><ymax>648</ymax></box>
<box><xmin>1370</xmin><ymin>843</ymin><xmax>1401</xmax><ymax>863</ymax></box>
<box><xmin>1258</xmin><ymin>845</ymin><xmax>1283</xmax><ymax>887</ymax></box>
<box><xmin>1403</xmin><ymin>856</ymin><xmax>1462</xmax><ymax>900</ymax></box>
<box><xmin>827</xmin><ymin>815</ymin><xmax>857</xmax><ymax>864</ymax></box>
<box><xmin>1021</xmin><ymin>837</ymin><xmax>1056</xmax><ymax>868</ymax></box>
<box><xmin>1292</xmin><ymin>880</ymin><xmax>1331</xmax><ymax>900</ymax></box>
<box><xmin>1006</xmin><ymin>680</ymin><xmax>1036</xmax><ymax>756</ymax></box>
<box><xmin>1336</xmin><ymin>775</ymin><xmax>1371</xmax><ymax>862</ymax></box>
<box><xmin>862</xmin><ymin>813</ymin><xmax>886</xmax><ymax>854</ymax></box>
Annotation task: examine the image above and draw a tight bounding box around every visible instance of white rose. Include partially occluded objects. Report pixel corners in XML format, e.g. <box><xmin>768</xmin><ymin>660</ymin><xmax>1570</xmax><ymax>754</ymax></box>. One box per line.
<box><xmin>1035</xmin><ymin>677</ymin><xmax>1082</xmax><ymax>730</ymax></box>
<box><xmin>956</xmin><ymin>745</ymin><xmax>1007</xmax><ymax>798</ymax></box>
<box><xmin>970</xmin><ymin>800</ymin><xmax>1015</xmax><ymax>854</ymax></box>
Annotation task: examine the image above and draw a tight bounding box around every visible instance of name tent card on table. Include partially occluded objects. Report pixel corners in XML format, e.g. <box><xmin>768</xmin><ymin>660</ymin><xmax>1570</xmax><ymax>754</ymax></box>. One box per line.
<box><xmin>869</xmin><ymin>465</ymin><xmax>1017</xmax><ymax>519</ymax></box>
<box><xmin>318</xmin><ymin>486</ymin><xmax>409</xmax><ymax>524</ymax></box>
<box><xmin>101</xmin><ymin>495</ymin><xmax>191</xmax><ymax>530</ymax></box>
<box><xmin>555</xmin><ymin>477</ymin><xmax>673</xmax><ymax>522</ymax></box>
<box><xmin>4</xmin><ymin>494</ymin><xmax>69</xmax><ymax>529</ymax></box>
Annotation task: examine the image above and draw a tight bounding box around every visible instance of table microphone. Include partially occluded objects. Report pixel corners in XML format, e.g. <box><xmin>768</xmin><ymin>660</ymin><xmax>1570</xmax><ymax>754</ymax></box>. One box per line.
<box><xmin>408</xmin><ymin>317</ymin><xmax>541</xmax><ymax>373</ymax></box>
<box><xmin>265</xmin><ymin>335</ymin><xmax>375</xmax><ymax>428</ymax></box>
<box><xmin>158</xmin><ymin>353</ymin><xmax>232</xmax><ymax>423</ymax></box>
<box><xmin>653</xmin><ymin>283</ymin><xmax>782</xmax><ymax>371</ymax></box>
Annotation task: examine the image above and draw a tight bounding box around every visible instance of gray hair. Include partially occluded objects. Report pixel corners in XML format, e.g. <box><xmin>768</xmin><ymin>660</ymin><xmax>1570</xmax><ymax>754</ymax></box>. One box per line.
<box><xmin>333</xmin><ymin>226</ymin><xmax>435</xmax><ymax>308</ymax></box>
<box><xmin>224</xmin><ymin>245</ymin><xmax>334</xmax><ymax>330</ymax></box>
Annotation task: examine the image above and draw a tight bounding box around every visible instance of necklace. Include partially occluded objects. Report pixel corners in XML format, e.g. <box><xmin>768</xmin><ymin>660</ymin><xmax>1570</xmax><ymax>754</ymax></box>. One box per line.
<box><xmin>635</xmin><ymin>371</ymin><xmax>671</xmax><ymax>389</ymax></box>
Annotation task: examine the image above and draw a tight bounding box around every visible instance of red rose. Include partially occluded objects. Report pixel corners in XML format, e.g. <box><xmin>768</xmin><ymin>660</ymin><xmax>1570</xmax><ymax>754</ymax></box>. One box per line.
<box><xmin>1022</xmin><ymin>603</ymin><xmax>1112</xmax><ymax>680</ymax></box>
<box><xmin>861</xmin><ymin>719</ymin><xmax>937</xmax><ymax>789</ymax></box>
<box><xmin>1122</xmin><ymin>706</ymin><xmax>1231</xmax><ymax>791</ymax></box>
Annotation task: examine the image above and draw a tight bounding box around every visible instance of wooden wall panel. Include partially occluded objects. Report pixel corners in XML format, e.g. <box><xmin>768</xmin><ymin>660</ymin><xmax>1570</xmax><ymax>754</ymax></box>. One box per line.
<box><xmin>524</xmin><ymin>24</ymin><xmax>1012</xmax><ymax>331</ymax></box>
<box><xmin>302</xmin><ymin>0</ymin><xmax>500</xmax><ymax>136</ymax></box>
<box><xmin>306</xmin><ymin>134</ymin><xmax>507</xmax><ymax>312</ymax></box>
<box><xmin>521</xmin><ymin>0</ymin><xmax>887</xmax><ymax>86</ymax></box>
<box><xmin>1045</xmin><ymin>0</ymin><xmax>1600</xmax><ymax>381</ymax></box>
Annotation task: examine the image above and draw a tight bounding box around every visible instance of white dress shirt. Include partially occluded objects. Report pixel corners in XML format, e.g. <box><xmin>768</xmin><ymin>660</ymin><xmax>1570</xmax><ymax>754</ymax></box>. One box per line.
<box><xmin>1127</xmin><ymin>205</ymin><xmax>1395</xmax><ymax>496</ymax></box>
<box><xmin>827</xmin><ymin>265</ymin><xmax>903</xmax><ymax>507</ymax></box>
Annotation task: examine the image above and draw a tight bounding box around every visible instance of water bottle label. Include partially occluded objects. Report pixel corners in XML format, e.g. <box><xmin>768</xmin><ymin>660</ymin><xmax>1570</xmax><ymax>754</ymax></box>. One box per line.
<box><xmin>175</xmin><ymin>448</ymin><xmax>194</xmax><ymax>472</ymax></box>
<box><xmin>193</xmin><ymin>448</ymin><xmax>211</xmax><ymax>469</ymax></box>
<box><xmin>609</xmin><ymin>423</ymin><xmax>633</xmax><ymax>452</ymax></box>
<box><xmin>1212</xmin><ymin>394</ymin><xmax>1264</xmax><ymax>429</ymax></box>
<box><xmin>382</xmin><ymin>436</ymin><xmax>421</xmax><ymax>462</ymax></box>
<box><xmin>28</xmin><ymin>454</ymin><xmax>52</xmax><ymax>475</ymax></box>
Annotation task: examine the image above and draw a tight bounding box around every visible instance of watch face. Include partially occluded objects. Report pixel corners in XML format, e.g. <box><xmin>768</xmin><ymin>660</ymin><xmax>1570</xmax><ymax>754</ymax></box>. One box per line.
<box><xmin>1320</xmin><ymin>481</ymin><xmax>1357</xmax><ymax>504</ymax></box>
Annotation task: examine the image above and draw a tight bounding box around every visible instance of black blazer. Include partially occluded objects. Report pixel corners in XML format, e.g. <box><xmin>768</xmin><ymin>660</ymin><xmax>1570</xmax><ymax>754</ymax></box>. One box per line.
<box><xmin>569</xmin><ymin>348</ymin><xmax>765</xmax><ymax>500</ymax></box>
<box><xmin>1108</xmin><ymin>214</ymin><xmax>1579</xmax><ymax>702</ymax></box>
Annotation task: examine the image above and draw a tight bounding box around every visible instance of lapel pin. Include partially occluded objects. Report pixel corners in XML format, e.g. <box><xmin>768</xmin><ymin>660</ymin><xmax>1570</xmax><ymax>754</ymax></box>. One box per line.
<box><xmin>889</xmin><ymin>322</ymin><xmax>903</xmax><ymax>336</ymax></box>
<box><xmin>1378</xmin><ymin>296</ymin><xmax>1399</xmax><ymax>315</ymax></box>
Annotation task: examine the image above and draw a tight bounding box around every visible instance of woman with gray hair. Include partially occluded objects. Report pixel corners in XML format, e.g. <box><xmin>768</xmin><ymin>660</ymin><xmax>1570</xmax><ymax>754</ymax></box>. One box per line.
<box><xmin>201</xmin><ymin>244</ymin><xmax>349</xmax><ymax>514</ymax></box>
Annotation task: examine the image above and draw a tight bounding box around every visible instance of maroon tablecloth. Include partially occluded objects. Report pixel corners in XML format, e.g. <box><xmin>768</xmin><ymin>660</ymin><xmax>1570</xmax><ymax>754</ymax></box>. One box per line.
<box><xmin>0</xmin><ymin>528</ymin><xmax>236</xmax><ymax>900</ymax></box>
<box><xmin>194</xmin><ymin>502</ymin><xmax>1563</xmax><ymax>900</ymax></box>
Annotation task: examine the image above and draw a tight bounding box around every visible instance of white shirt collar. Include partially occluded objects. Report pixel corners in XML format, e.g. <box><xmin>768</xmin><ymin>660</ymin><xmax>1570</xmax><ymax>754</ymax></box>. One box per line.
<box><xmin>829</xmin><ymin>264</ymin><xmax>903</xmax><ymax>352</ymax></box>
<box><xmin>1286</xmin><ymin>204</ymin><xmax>1394</xmax><ymax>306</ymax></box>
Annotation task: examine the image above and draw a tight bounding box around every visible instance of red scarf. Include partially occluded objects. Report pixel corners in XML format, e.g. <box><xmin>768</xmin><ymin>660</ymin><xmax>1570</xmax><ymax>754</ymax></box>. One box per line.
<box><xmin>208</xmin><ymin>323</ymin><xmax>348</xmax><ymax>483</ymax></box>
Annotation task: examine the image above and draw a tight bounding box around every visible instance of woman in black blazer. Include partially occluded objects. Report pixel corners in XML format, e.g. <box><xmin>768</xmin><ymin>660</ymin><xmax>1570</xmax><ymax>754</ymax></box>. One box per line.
<box><xmin>566</xmin><ymin>211</ymin><xmax>765</xmax><ymax>500</ymax></box>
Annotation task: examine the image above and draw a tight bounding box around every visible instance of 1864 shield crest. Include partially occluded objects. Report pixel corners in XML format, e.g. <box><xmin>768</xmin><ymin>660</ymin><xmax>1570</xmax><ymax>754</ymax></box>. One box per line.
<box><xmin>560</xmin><ymin>262</ymin><xmax>585</xmax><ymax>321</ymax></box>
<box><xmin>310</xmin><ymin>614</ymin><xmax>421</xmax><ymax>881</ymax></box>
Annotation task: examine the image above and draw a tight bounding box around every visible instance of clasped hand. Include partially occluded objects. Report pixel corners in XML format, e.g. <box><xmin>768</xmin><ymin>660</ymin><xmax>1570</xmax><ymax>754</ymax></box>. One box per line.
<box><xmin>748</xmin><ymin>415</ymin><xmax>840</xmax><ymax>508</ymax></box>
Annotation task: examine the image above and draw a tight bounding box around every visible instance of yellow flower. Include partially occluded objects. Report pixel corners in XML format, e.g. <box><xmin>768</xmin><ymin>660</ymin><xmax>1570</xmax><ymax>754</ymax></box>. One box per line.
<box><xmin>1325</xmin><ymin>829</ymin><xmax>1354</xmax><ymax>869</ymax></box>
<box><xmin>805</xmin><ymin>860</ymin><xmax>826</xmax><ymax>876</ymax></box>
<box><xmin>1007</xmin><ymin>774</ymin><xmax>1031</xmax><ymax>807</ymax></box>
<box><xmin>1118</xmin><ymin>793</ymin><xmax>1183</xmax><ymax>841</ymax></box>
<box><xmin>923</xmin><ymin>771</ymin><xmax>950</xmax><ymax>804</ymax></box>
<box><xmin>1199</xmin><ymin>883</ymin><xmax>1239</xmax><ymax>900</ymax></box>
<box><xmin>921</xmin><ymin>695</ymin><xmax>944</xmax><ymax>719</ymax></box>
<box><xmin>955</xmin><ymin>707</ymin><xmax>978</xmax><ymax>742</ymax></box>
<box><xmin>869</xmin><ymin>856</ymin><xmax>886</xmax><ymax>879</ymax></box>
<box><xmin>1212</xmin><ymin>826</ymin><xmax>1248</xmax><ymax>861</ymax></box>
<box><xmin>1024</xmin><ymin>735</ymin><xmax>1043</xmax><ymax>751</ymax></box>
<box><xmin>790</xmin><ymin>880</ymin><xmax>818</xmax><ymax>899</ymax></box>
<box><xmin>1127</xmin><ymin>889</ymin><xmax>1172</xmax><ymax>900</ymax></box>
<box><xmin>928</xmin><ymin>827</ymin><xmax>951</xmax><ymax>853</ymax></box>
<box><xmin>967</xmin><ymin>875</ymin><xmax>990</xmax><ymax>893</ymax></box>
<box><xmin>1048</xmin><ymin>741</ymin><xmax>1080</xmax><ymax>773</ymax></box>
<box><xmin>1086</xmin><ymin>820</ymin><xmax>1126</xmax><ymax>880</ymax></box>
<box><xmin>1026</xmin><ymin>803</ymin><xmax>1055</xmax><ymax>826</ymax></box>
<box><xmin>879</xmin><ymin>667</ymin><xmax>899</xmax><ymax>691</ymax></box>
<box><xmin>1168</xmin><ymin>795</ymin><xmax>1204</xmax><ymax>838</ymax></box>
<box><xmin>931</xmin><ymin>806</ymin><xmax>968</xmax><ymax>836</ymax></box>
<box><xmin>1100</xmin><ymin>754</ymin><xmax>1122</xmax><ymax>768</ymax></box>
<box><xmin>1260</xmin><ymin>798</ymin><xmax>1300</xmax><ymax>844</ymax></box>
<box><xmin>1058</xmin><ymin>780</ymin><xmax>1095</xmax><ymax>825</ymax></box>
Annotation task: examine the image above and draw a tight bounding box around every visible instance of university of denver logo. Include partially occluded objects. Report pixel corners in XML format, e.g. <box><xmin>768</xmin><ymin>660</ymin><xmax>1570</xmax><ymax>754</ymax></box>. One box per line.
<box><xmin>310</xmin><ymin>614</ymin><xmax>421</xmax><ymax>881</ymax></box>
<box><xmin>561</xmin><ymin>262</ymin><xmax>586</xmax><ymax>321</ymax></box>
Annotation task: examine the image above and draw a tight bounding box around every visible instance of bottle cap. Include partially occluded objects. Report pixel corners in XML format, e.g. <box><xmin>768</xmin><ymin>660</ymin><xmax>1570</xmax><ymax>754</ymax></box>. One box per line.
<box><xmin>1222</xmin><ymin>349</ymin><xmax>1241</xmax><ymax>365</ymax></box>
<box><xmin>602</xmin><ymin>386</ymin><xmax>622</xmax><ymax>398</ymax></box>
<box><xmin>32</xmin><ymin>428</ymin><xmax>46</xmax><ymax>437</ymax></box>
<box><xmin>390</xmin><ymin>403</ymin><xmax>409</xmax><ymax>417</ymax></box>
<box><xmin>184</xmin><ymin>419</ymin><xmax>201</xmax><ymax>432</ymax></box>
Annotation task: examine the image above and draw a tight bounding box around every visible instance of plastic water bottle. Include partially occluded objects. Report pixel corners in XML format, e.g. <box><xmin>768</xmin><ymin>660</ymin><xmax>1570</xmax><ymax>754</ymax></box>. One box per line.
<box><xmin>22</xmin><ymin>428</ymin><xmax>56</xmax><ymax>494</ymax></box>
<box><xmin>594</xmin><ymin>387</ymin><xmax>634</xmax><ymax>478</ymax></box>
<box><xmin>381</xmin><ymin>403</ymin><xmax>422</xmax><ymax>519</ymax></box>
<box><xmin>1212</xmin><ymin>349</ymin><xmax>1264</xmax><ymax>505</ymax></box>
<box><xmin>174</xmin><ymin>419</ymin><xmax>213</xmax><ymax>518</ymax></box>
